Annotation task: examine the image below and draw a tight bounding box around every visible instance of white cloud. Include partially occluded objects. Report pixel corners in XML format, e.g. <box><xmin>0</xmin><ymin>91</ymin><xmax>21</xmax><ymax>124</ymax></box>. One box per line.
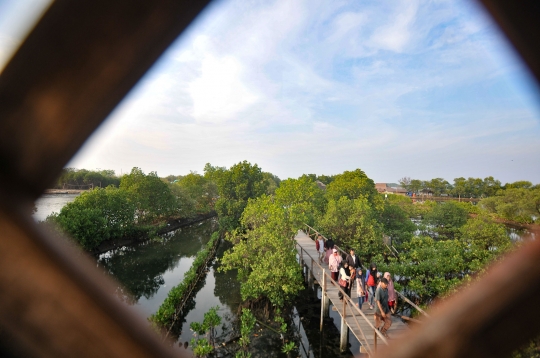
<box><xmin>189</xmin><ymin>55</ymin><xmax>258</xmax><ymax>122</ymax></box>
<box><xmin>369</xmin><ymin>0</ymin><xmax>419</xmax><ymax>53</ymax></box>
<box><xmin>60</xmin><ymin>0</ymin><xmax>540</xmax><ymax>183</ymax></box>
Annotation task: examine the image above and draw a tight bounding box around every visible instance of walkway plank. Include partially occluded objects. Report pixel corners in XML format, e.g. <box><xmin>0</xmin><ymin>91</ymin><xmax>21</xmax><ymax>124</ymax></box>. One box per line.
<box><xmin>294</xmin><ymin>230</ymin><xmax>409</xmax><ymax>354</ymax></box>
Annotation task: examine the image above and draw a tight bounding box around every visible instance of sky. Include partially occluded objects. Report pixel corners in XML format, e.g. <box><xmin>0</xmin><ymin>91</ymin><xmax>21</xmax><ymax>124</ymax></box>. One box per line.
<box><xmin>1</xmin><ymin>0</ymin><xmax>539</xmax><ymax>184</ymax></box>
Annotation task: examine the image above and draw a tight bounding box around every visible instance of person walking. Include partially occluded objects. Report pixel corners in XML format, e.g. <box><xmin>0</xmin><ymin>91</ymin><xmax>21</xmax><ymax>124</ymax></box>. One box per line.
<box><xmin>366</xmin><ymin>263</ymin><xmax>378</xmax><ymax>310</ymax></box>
<box><xmin>338</xmin><ymin>262</ymin><xmax>350</xmax><ymax>300</ymax></box>
<box><xmin>345</xmin><ymin>247</ymin><xmax>361</xmax><ymax>270</ymax></box>
<box><xmin>317</xmin><ymin>235</ymin><xmax>325</xmax><ymax>263</ymax></box>
<box><xmin>374</xmin><ymin>277</ymin><xmax>392</xmax><ymax>338</ymax></box>
<box><xmin>329</xmin><ymin>248</ymin><xmax>342</xmax><ymax>283</ymax></box>
<box><xmin>347</xmin><ymin>263</ymin><xmax>356</xmax><ymax>300</ymax></box>
<box><xmin>356</xmin><ymin>267</ymin><xmax>366</xmax><ymax>309</ymax></box>
<box><xmin>324</xmin><ymin>245</ymin><xmax>332</xmax><ymax>265</ymax></box>
<box><xmin>384</xmin><ymin>272</ymin><xmax>397</xmax><ymax>314</ymax></box>
<box><xmin>325</xmin><ymin>236</ymin><xmax>335</xmax><ymax>250</ymax></box>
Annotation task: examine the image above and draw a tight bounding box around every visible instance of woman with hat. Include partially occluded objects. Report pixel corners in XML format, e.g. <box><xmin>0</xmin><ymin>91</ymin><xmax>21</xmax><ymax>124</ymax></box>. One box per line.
<box><xmin>328</xmin><ymin>248</ymin><xmax>342</xmax><ymax>283</ymax></box>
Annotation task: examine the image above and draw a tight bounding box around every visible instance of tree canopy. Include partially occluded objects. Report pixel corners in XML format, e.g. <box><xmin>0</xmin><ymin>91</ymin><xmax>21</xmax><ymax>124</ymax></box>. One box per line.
<box><xmin>120</xmin><ymin>167</ymin><xmax>177</xmax><ymax>224</ymax></box>
<box><xmin>219</xmin><ymin>195</ymin><xmax>303</xmax><ymax>308</ymax></box>
<box><xmin>211</xmin><ymin>161</ymin><xmax>268</xmax><ymax>231</ymax></box>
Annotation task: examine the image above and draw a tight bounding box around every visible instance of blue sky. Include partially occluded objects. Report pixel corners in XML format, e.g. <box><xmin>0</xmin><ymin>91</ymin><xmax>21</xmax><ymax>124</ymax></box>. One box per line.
<box><xmin>1</xmin><ymin>0</ymin><xmax>539</xmax><ymax>184</ymax></box>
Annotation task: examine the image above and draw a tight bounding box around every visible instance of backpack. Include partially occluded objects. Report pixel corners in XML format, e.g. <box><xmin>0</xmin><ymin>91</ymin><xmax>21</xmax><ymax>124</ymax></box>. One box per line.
<box><xmin>315</xmin><ymin>239</ymin><xmax>320</xmax><ymax>251</ymax></box>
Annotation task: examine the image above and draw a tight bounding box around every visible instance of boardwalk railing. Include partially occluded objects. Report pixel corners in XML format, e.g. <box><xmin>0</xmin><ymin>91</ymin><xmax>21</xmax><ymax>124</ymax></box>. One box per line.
<box><xmin>296</xmin><ymin>241</ymin><xmax>388</xmax><ymax>355</ymax></box>
<box><xmin>303</xmin><ymin>224</ymin><xmax>430</xmax><ymax>319</ymax></box>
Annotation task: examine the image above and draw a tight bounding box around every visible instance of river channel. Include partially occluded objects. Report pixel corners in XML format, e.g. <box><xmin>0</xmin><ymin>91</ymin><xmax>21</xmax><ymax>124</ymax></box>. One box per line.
<box><xmin>33</xmin><ymin>194</ymin><xmax>537</xmax><ymax>357</ymax></box>
<box><xmin>34</xmin><ymin>195</ymin><xmax>346</xmax><ymax>357</ymax></box>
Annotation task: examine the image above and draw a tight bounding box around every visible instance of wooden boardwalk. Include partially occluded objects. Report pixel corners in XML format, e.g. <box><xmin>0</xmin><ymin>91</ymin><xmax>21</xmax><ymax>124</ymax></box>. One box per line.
<box><xmin>294</xmin><ymin>230</ymin><xmax>409</xmax><ymax>354</ymax></box>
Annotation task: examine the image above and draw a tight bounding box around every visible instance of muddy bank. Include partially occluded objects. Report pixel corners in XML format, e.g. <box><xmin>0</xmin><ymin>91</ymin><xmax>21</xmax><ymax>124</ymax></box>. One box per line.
<box><xmin>91</xmin><ymin>211</ymin><xmax>217</xmax><ymax>255</ymax></box>
<box><xmin>44</xmin><ymin>189</ymin><xmax>87</xmax><ymax>194</ymax></box>
<box><xmin>469</xmin><ymin>214</ymin><xmax>540</xmax><ymax>237</ymax></box>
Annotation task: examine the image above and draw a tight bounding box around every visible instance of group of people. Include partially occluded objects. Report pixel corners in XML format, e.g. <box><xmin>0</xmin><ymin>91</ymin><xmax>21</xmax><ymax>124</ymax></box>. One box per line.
<box><xmin>315</xmin><ymin>234</ymin><xmax>396</xmax><ymax>339</ymax></box>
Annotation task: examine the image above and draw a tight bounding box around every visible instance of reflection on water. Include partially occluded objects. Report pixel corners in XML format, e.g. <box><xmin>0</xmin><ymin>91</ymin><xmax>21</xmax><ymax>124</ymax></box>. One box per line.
<box><xmin>33</xmin><ymin>193</ymin><xmax>79</xmax><ymax>221</ymax></box>
<box><xmin>292</xmin><ymin>283</ymin><xmax>355</xmax><ymax>358</ymax></box>
<box><xmin>97</xmin><ymin>220</ymin><xmax>366</xmax><ymax>357</ymax></box>
<box><xmin>505</xmin><ymin>225</ymin><xmax>538</xmax><ymax>242</ymax></box>
<box><xmin>97</xmin><ymin>220</ymin><xmax>217</xmax><ymax>316</ymax></box>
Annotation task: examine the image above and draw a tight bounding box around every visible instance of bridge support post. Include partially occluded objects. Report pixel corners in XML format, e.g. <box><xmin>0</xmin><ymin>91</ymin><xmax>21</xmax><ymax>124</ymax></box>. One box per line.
<box><xmin>309</xmin><ymin>259</ymin><xmax>315</xmax><ymax>289</ymax></box>
<box><xmin>320</xmin><ymin>270</ymin><xmax>329</xmax><ymax>331</ymax></box>
<box><xmin>339</xmin><ymin>299</ymin><xmax>349</xmax><ymax>353</ymax></box>
<box><xmin>340</xmin><ymin>308</ymin><xmax>349</xmax><ymax>352</ymax></box>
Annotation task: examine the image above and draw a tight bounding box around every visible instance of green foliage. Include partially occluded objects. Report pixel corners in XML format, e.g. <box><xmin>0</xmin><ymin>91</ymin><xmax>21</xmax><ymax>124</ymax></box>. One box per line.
<box><xmin>481</xmin><ymin>188</ymin><xmax>540</xmax><ymax>223</ymax></box>
<box><xmin>150</xmin><ymin>232</ymin><xmax>220</xmax><ymax>327</ymax></box>
<box><xmin>47</xmin><ymin>187</ymin><xmax>135</xmax><ymax>250</ymax></box>
<box><xmin>55</xmin><ymin>168</ymin><xmax>120</xmax><ymax>189</ymax></box>
<box><xmin>282</xmin><ymin>342</ymin><xmax>296</xmax><ymax>354</ymax></box>
<box><xmin>120</xmin><ymin>167</ymin><xmax>177</xmax><ymax>224</ymax></box>
<box><xmin>319</xmin><ymin>196</ymin><xmax>383</xmax><ymax>263</ymax></box>
<box><xmin>189</xmin><ymin>306</ymin><xmax>222</xmax><ymax>355</ymax></box>
<box><xmin>403</xmin><ymin>176</ymin><xmax>506</xmax><ymax>198</ymax></box>
<box><xmin>384</xmin><ymin>236</ymin><xmax>466</xmax><ymax>303</ymax></box>
<box><xmin>426</xmin><ymin>178</ymin><xmax>452</xmax><ymax>196</ymax></box>
<box><xmin>238</xmin><ymin>308</ymin><xmax>256</xmax><ymax>350</ymax></box>
<box><xmin>512</xmin><ymin>336</ymin><xmax>540</xmax><ymax>358</ymax></box>
<box><xmin>505</xmin><ymin>181</ymin><xmax>533</xmax><ymax>190</ymax></box>
<box><xmin>408</xmin><ymin>200</ymin><xmax>437</xmax><ymax>219</ymax></box>
<box><xmin>383</xmin><ymin>214</ymin><xmax>511</xmax><ymax>306</ymax></box>
<box><xmin>380</xmin><ymin>200</ymin><xmax>416</xmax><ymax>247</ymax></box>
<box><xmin>167</xmin><ymin>183</ymin><xmax>197</xmax><ymax>217</ymax></box>
<box><xmin>190</xmin><ymin>338</ymin><xmax>213</xmax><ymax>357</ymax></box>
<box><xmin>219</xmin><ymin>195</ymin><xmax>303</xmax><ymax>308</ymax></box>
<box><xmin>274</xmin><ymin>176</ymin><xmax>326</xmax><ymax>226</ymax></box>
<box><xmin>235</xmin><ymin>352</ymin><xmax>252</xmax><ymax>358</ymax></box>
<box><xmin>212</xmin><ymin>161</ymin><xmax>268</xmax><ymax>231</ymax></box>
<box><xmin>203</xmin><ymin>163</ymin><xmax>227</xmax><ymax>182</ymax></box>
<box><xmin>459</xmin><ymin>215</ymin><xmax>512</xmax><ymax>272</ymax></box>
<box><xmin>175</xmin><ymin>172</ymin><xmax>218</xmax><ymax>214</ymax></box>
<box><xmin>453</xmin><ymin>201</ymin><xmax>480</xmax><ymax>214</ymax></box>
<box><xmin>409</xmin><ymin>179</ymin><xmax>423</xmax><ymax>194</ymax></box>
<box><xmin>263</xmin><ymin>172</ymin><xmax>281</xmax><ymax>195</ymax></box>
<box><xmin>423</xmin><ymin>201</ymin><xmax>468</xmax><ymax>239</ymax></box>
<box><xmin>325</xmin><ymin>169</ymin><xmax>382</xmax><ymax>211</ymax></box>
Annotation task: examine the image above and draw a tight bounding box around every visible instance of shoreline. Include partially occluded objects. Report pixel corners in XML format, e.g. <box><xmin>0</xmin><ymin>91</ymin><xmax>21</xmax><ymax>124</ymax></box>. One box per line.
<box><xmin>90</xmin><ymin>211</ymin><xmax>218</xmax><ymax>255</ymax></box>
<box><xmin>44</xmin><ymin>189</ymin><xmax>87</xmax><ymax>194</ymax></box>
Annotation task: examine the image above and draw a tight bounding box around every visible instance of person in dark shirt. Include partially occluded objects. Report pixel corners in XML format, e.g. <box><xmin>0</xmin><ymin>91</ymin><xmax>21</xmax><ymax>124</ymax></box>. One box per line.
<box><xmin>325</xmin><ymin>237</ymin><xmax>335</xmax><ymax>250</ymax></box>
<box><xmin>345</xmin><ymin>247</ymin><xmax>361</xmax><ymax>269</ymax></box>
<box><xmin>374</xmin><ymin>277</ymin><xmax>392</xmax><ymax>338</ymax></box>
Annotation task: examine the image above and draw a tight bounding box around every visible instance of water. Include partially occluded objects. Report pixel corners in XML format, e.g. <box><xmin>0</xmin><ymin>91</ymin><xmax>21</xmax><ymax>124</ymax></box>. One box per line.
<box><xmin>32</xmin><ymin>195</ymin><xmax>537</xmax><ymax>356</ymax></box>
<box><xmin>97</xmin><ymin>220</ymin><xmax>218</xmax><ymax>315</ymax></box>
<box><xmin>97</xmin><ymin>220</ymin><xmax>250</xmax><ymax>354</ymax></box>
<box><xmin>33</xmin><ymin>193</ymin><xmax>79</xmax><ymax>221</ymax></box>
<box><xmin>505</xmin><ymin>223</ymin><xmax>538</xmax><ymax>242</ymax></box>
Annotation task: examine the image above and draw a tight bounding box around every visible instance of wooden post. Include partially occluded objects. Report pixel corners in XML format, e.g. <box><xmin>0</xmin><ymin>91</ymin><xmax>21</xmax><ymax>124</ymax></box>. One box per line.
<box><xmin>320</xmin><ymin>270</ymin><xmax>329</xmax><ymax>330</ymax></box>
<box><xmin>374</xmin><ymin>326</ymin><xmax>378</xmax><ymax>351</ymax></box>
<box><xmin>340</xmin><ymin>298</ymin><xmax>349</xmax><ymax>352</ymax></box>
<box><xmin>309</xmin><ymin>258</ymin><xmax>315</xmax><ymax>288</ymax></box>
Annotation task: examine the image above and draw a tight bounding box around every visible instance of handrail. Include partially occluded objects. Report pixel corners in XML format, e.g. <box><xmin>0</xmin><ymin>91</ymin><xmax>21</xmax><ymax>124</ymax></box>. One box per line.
<box><xmin>304</xmin><ymin>224</ymin><xmax>430</xmax><ymax>318</ymax></box>
<box><xmin>395</xmin><ymin>291</ymin><xmax>430</xmax><ymax>318</ymax></box>
<box><xmin>295</xmin><ymin>236</ymin><xmax>389</xmax><ymax>354</ymax></box>
<box><xmin>303</xmin><ymin>224</ymin><xmax>348</xmax><ymax>257</ymax></box>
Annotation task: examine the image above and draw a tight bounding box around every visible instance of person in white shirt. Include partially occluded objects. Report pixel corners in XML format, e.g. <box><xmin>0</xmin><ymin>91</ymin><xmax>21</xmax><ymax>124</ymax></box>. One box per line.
<box><xmin>338</xmin><ymin>262</ymin><xmax>351</xmax><ymax>300</ymax></box>
<box><xmin>317</xmin><ymin>235</ymin><xmax>325</xmax><ymax>263</ymax></box>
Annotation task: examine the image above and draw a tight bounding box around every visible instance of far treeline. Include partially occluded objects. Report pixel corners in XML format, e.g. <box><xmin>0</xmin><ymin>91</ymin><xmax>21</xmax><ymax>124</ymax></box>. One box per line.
<box><xmin>45</xmin><ymin>163</ymin><xmax>540</xmax><ymax>356</ymax></box>
<box><xmin>46</xmin><ymin>164</ymin><xmax>539</xmax><ymax>310</ymax></box>
<box><xmin>398</xmin><ymin>176</ymin><xmax>539</xmax><ymax>198</ymax></box>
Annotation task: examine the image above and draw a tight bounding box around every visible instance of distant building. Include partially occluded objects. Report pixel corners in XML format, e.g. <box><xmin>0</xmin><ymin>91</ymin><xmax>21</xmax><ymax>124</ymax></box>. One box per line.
<box><xmin>315</xmin><ymin>180</ymin><xmax>326</xmax><ymax>190</ymax></box>
<box><xmin>375</xmin><ymin>183</ymin><xmax>408</xmax><ymax>196</ymax></box>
